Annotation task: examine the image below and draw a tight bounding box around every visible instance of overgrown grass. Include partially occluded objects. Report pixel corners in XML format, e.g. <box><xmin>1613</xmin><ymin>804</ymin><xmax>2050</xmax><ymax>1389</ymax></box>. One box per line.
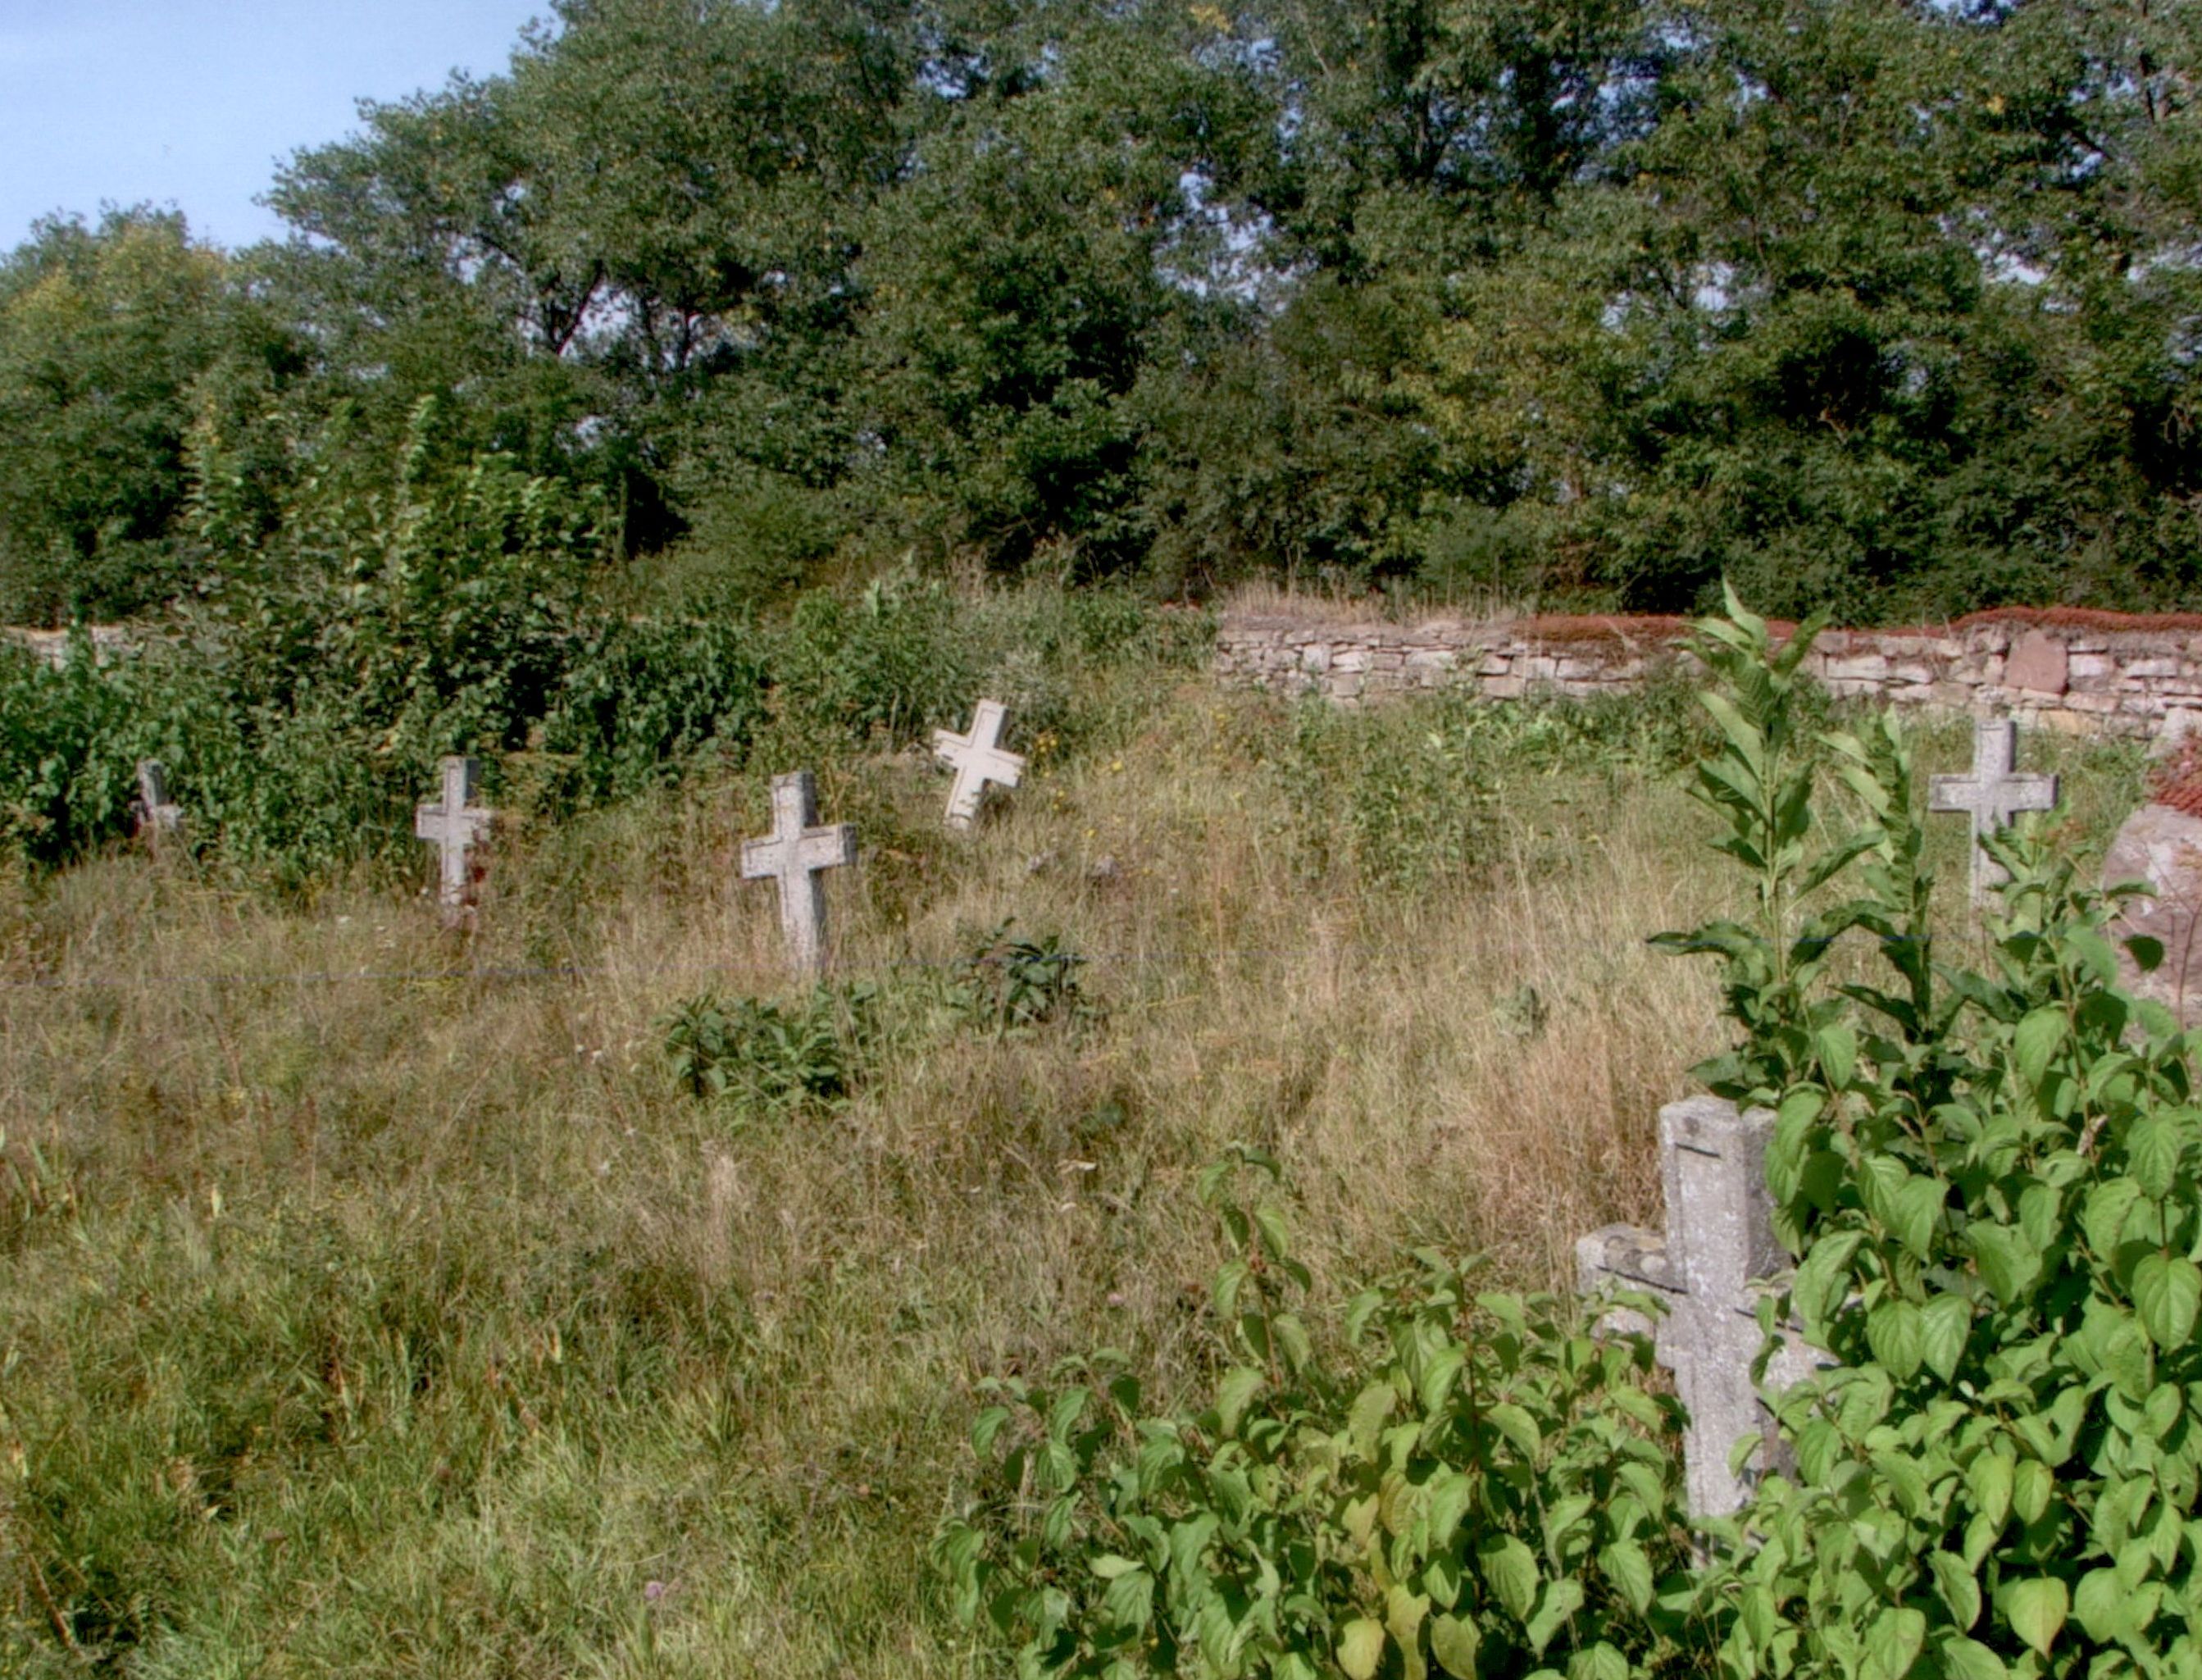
<box><xmin>0</xmin><ymin>635</ymin><xmax>2145</xmax><ymax>1675</ymax></box>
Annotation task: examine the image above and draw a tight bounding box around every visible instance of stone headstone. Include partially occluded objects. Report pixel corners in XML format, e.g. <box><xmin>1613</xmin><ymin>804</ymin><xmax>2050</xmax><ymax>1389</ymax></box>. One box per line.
<box><xmin>2106</xmin><ymin>782</ymin><xmax>2202</xmax><ymax>1026</ymax></box>
<box><xmin>932</xmin><ymin>699</ymin><xmax>1026</xmax><ymax>831</ymax></box>
<box><xmin>1577</xmin><ymin>1097</ymin><xmax>1823</xmax><ymax>1516</ymax></box>
<box><xmin>414</xmin><ymin>756</ymin><xmax>494</xmax><ymax>925</ymax></box>
<box><xmin>1928</xmin><ymin>717</ymin><xmax>2059</xmax><ymax>906</ymax></box>
<box><xmin>739</xmin><ymin>771</ymin><xmax>857</xmax><ymax>979</ymax></box>
<box><xmin>134</xmin><ymin>759</ymin><xmax>183</xmax><ymax>851</ymax></box>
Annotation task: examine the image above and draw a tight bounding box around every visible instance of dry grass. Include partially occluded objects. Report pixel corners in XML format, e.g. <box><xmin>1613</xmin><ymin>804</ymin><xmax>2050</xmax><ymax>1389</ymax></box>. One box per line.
<box><xmin>0</xmin><ymin>671</ymin><xmax>2145</xmax><ymax>1676</ymax></box>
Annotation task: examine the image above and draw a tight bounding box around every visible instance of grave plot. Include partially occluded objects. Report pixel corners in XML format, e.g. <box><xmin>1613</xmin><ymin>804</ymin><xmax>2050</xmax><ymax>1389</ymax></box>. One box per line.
<box><xmin>1577</xmin><ymin>1097</ymin><xmax>1826</xmax><ymax>1516</ymax></box>
<box><xmin>414</xmin><ymin>755</ymin><xmax>495</xmax><ymax>925</ymax></box>
<box><xmin>932</xmin><ymin>699</ymin><xmax>1026</xmax><ymax>831</ymax></box>
<box><xmin>739</xmin><ymin>770</ymin><xmax>858</xmax><ymax>978</ymax></box>
<box><xmin>1927</xmin><ymin>717</ymin><xmax>2060</xmax><ymax>905</ymax></box>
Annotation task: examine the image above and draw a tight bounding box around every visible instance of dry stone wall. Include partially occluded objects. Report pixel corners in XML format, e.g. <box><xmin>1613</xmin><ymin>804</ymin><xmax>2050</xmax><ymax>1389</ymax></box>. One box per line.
<box><xmin>1217</xmin><ymin>608</ymin><xmax>2202</xmax><ymax>743</ymax></box>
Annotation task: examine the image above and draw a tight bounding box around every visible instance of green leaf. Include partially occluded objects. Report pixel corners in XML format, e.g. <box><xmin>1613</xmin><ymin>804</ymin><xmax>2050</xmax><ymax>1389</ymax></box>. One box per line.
<box><xmin>1920</xmin><ymin>1295</ymin><xmax>1971</xmax><ymax>1382</ymax></box>
<box><xmin>1938</xmin><ymin>1637</ymin><xmax>2009</xmax><ymax>1680</ymax></box>
<box><xmin>1430</xmin><ymin>1614</ymin><xmax>1481</xmax><ymax>1678</ymax></box>
<box><xmin>1815</xmin><ymin>1021</ymin><xmax>1858</xmax><ymax>1090</ymax></box>
<box><xmin>1338</xmin><ymin>1618</ymin><xmax>1386</xmax><ymax>1680</ymax></box>
<box><xmin>1865</xmin><ymin>1605</ymin><xmax>1926</xmax><ymax>1679</ymax></box>
<box><xmin>1890</xmin><ymin>1177</ymin><xmax>1944</xmax><ymax>1262</ymax></box>
<box><xmin>1478</xmin><ymin>1535</ymin><xmax>1539</xmax><ymax>1622</ymax></box>
<box><xmin>2132</xmin><ymin>1253</ymin><xmax>2201</xmax><ymax>1347</ymax></box>
<box><xmin>2085</xmin><ymin>1177</ymin><xmax>2144</xmax><ymax>1257</ymax></box>
<box><xmin>2012</xmin><ymin>1459</ymin><xmax>2054</xmax><ymax>1526</ymax></box>
<box><xmin>1867</xmin><ymin>1300</ymin><xmax>1926</xmax><ymax>1382</ymax></box>
<box><xmin>2127</xmin><ymin>1116</ymin><xmax>2183</xmax><ymax>1200</ymax></box>
<box><xmin>2074</xmin><ymin>1568</ymin><xmax>2124</xmax><ymax>1643</ymax></box>
<box><xmin>1928</xmin><ymin>1551</ymin><xmax>1981</xmax><ymax>1630</ymax></box>
<box><xmin>1964</xmin><ymin>1451</ymin><xmax>2013</xmax><ymax>1530</ymax></box>
<box><xmin>1485</xmin><ymin>1402</ymin><xmax>1541</xmax><ymax>1461</ymax></box>
<box><xmin>2000</xmin><ymin>1577</ymin><xmax>2067</xmax><ymax>1658</ymax></box>
<box><xmin>1388</xmin><ymin>1586</ymin><xmax>1431</xmax><ymax>1680</ymax></box>
<box><xmin>1598</xmin><ymin>1540</ymin><xmax>1654</xmax><ymax>1616</ymax></box>
<box><xmin>1216</xmin><ymin>1366</ymin><xmax>1264</xmax><ymax>1436</ymax></box>
<box><xmin>2013</xmin><ymin>1007</ymin><xmax>2067</xmax><ymax>1091</ymax></box>
<box><xmin>1101</xmin><ymin>1567</ymin><xmax>1154</xmax><ymax>1634</ymax></box>
<box><xmin>1523</xmin><ymin>1578</ymin><xmax>1584</xmax><ymax>1657</ymax></box>
<box><xmin>1349</xmin><ymin>1383</ymin><xmax>1396</xmax><ymax>1460</ymax></box>
<box><xmin>1969</xmin><ymin>1225</ymin><xmax>2042</xmax><ymax>1305</ymax></box>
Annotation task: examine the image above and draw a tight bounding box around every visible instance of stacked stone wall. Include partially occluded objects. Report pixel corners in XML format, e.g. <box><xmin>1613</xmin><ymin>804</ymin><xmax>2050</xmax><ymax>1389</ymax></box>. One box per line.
<box><xmin>1216</xmin><ymin>608</ymin><xmax>2202</xmax><ymax>741</ymax></box>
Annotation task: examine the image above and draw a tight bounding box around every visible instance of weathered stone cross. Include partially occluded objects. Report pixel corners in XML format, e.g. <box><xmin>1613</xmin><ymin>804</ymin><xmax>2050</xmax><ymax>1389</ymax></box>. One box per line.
<box><xmin>134</xmin><ymin>759</ymin><xmax>183</xmax><ymax>850</ymax></box>
<box><xmin>414</xmin><ymin>756</ymin><xmax>494</xmax><ymax>924</ymax></box>
<box><xmin>1928</xmin><ymin>717</ymin><xmax>2059</xmax><ymax>906</ymax></box>
<box><xmin>740</xmin><ymin>771</ymin><xmax>857</xmax><ymax>978</ymax></box>
<box><xmin>1577</xmin><ymin>1097</ymin><xmax>1823</xmax><ymax>1516</ymax></box>
<box><xmin>932</xmin><ymin>699</ymin><xmax>1026</xmax><ymax>831</ymax></box>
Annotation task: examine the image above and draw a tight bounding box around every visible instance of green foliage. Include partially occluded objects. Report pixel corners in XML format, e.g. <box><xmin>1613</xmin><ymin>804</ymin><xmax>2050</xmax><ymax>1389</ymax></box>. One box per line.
<box><xmin>938</xmin><ymin>1151</ymin><xmax>1699</xmax><ymax>1679</ymax></box>
<box><xmin>1653</xmin><ymin>590</ymin><xmax>2202</xmax><ymax>1678</ymax></box>
<box><xmin>541</xmin><ymin>618</ymin><xmax>770</xmax><ymax>804</ymax></box>
<box><xmin>657</xmin><ymin>984</ymin><xmax>871</xmax><ymax>1116</ymax></box>
<box><xmin>938</xmin><ymin>921</ymin><xmax>1093</xmax><ymax>1039</ymax></box>
<box><xmin>767</xmin><ymin>573</ymin><xmax>976</xmax><ymax>750</ymax></box>
<box><xmin>1274</xmin><ymin>698</ymin><xmax>1499</xmax><ymax>893</ymax></box>
<box><xmin>0</xmin><ymin>207</ymin><xmax>302</xmax><ymax>621</ymax></box>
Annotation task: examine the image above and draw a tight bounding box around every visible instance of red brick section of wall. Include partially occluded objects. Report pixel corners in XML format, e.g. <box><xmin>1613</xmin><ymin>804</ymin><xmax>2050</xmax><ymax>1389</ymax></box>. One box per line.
<box><xmin>1214</xmin><ymin>606</ymin><xmax>2202</xmax><ymax>741</ymax></box>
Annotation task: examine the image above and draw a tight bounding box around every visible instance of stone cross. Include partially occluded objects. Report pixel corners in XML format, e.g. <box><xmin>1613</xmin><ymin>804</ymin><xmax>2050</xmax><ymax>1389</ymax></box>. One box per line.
<box><xmin>1577</xmin><ymin>1097</ymin><xmax>1823</xmax><ymax>1516</ymax></box>
<box><xmin>1928</xmin><ymin>717</ymin><xmax>2059</xmax><ymax>906</ymax></box>
<box><xmin>414</xmin><ymin>756</ymin><xmax>494</xmax><ymax>924</ymax></box>
<box><xmin>740</xmin><ymin>771</ymin><xmax>857</xmax><ymax>978</ymax></box>
<box><xmin>134</xmin><ymin>759</ymin><xmax>183</xmax><ymax>850</ymax></box>
<box><xmin>932</xmin><ymin>699</ymin><xmax>1026</xmax><ymax>831</ymax></box>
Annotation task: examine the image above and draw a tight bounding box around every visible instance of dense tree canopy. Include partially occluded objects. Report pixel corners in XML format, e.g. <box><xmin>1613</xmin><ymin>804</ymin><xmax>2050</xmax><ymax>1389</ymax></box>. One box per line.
<box><xmin>2</xmin><ymin>0</ymin><xmax>2197</xmax><ymax>621</ymax></box>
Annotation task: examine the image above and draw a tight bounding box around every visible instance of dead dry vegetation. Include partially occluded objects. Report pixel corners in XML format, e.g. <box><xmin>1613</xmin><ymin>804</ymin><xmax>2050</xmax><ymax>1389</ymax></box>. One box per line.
<box><xmin>0</xmin><ymin>663</ymin><xmax>2146</xmax><ymax>1676</ymax></box>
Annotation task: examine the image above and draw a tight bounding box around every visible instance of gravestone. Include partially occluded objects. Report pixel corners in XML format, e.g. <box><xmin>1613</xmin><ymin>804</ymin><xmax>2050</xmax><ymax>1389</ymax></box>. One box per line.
<box><xmin>932</xmin><ymin>699</ymin><xmax>1026</xmax><ymax>831</ymax></box>
<box><xmin>414</xmin><ymin>756</ymin><xmax>494</xmax><ymax>925</ymax></box>
<box><xmin>1577</xmin><ymin>1097</ymin><xmax>1824</xmax><ymax>1516</ymax></box>
<box><xmin>1928</xmin><ymin>717</ymin><xmax>2059</xmax><ymax>906</ymax></box>
<box><xmin>2106</xmin><ymin>760</ymin><xmax>2202</xmax><ymax>1026</ymax></box>
<box><xmin>134</xmin><ymin>759</ymin><xmax>183</xmax><ymax>850</ymax></box>
<box><xmin>740</xmin><ymin>771</ymin><xmax>857</xmax><ymax>978</ymax></box>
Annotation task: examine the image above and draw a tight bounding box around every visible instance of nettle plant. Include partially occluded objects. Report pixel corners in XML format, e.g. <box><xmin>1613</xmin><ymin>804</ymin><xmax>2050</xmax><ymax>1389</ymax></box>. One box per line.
<box><xmin>936</xmin><ymin>1150</ymin><xmax>1704</xmax><ymax>1679</ymax></box>
<box><xmin>939</xmin><ymin>920</ymin><xmax>1095</xmax><ymax>1040</ymax></box>
<box><xmin>1661</xmin><ymin>591</ymin><xmax>2202</xmax><ymax>1679</ymax></box>
<box><xmin>657</xmin><ymin>984</ymin><xmax>873</xmax><ymax>1118</ymax></box>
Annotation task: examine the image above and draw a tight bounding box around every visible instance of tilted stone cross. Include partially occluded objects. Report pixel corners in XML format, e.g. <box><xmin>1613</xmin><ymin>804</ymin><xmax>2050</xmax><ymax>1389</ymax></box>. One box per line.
<box><xmin>1929</xmin><ymin>717</ymin><xmax>2059</xmax><ymax>907</ymax></box>
<box><xmin>134</xmin><ymin>759</ymin><xmax>183</xmax><ymax>850</ymax></box>
<box><xmin>414</xmin><ymin>756</ymin><xmax>494</xmax><ymax>924</ymax></box>
<box><xmin>1577</xmin><ymin>1097</ymin><xmax>1824</xmax><ymax>1516</ymax></box>
<box><xmin>740</xmin><ymin>771</ymin><xmax>857</xmax><ymax>978</ymax></box>
<box><xmin>932</xmin><ymin>699</ymin><xmax>1026</xmax><ymax>831</ymax></box>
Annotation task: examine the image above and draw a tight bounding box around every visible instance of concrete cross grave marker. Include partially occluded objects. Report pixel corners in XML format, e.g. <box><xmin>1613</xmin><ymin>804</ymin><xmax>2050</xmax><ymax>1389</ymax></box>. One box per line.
<box><xmin>740</xmin><ymin>770</ymin><xmax>857</xmax><ymax>978</ymax></box>
<box><xmin>414</xmin><ymin>756</ymin><xmax>494</xmax><ymax>925</ymax></box>
<box><xmin>1577</xmin><ymin>1097</ymin><xmax>1824</xmax><ymax>1516</ymax></box>
<box><xmin>1928</xmin><ymin>717</ymin><xmax>2059</xmax><ymax>906</ymax></box>
<box><xmin>932</xmin><ymin>699</ymin><xmax>1026</xmax><ymax>831</ymax></box>
<box><xmin>134</xmin><ymin>759</ymin><xmax>183</xmax><ymax>851</ymax></box>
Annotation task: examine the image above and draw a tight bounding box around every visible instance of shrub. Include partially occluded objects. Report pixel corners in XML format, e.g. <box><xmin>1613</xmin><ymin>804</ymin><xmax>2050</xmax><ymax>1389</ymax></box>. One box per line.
<box><xmin>1659</xmin><ymin>593</ymin><xmax>2202</xmax><ymax>1678</ymax></box>
<box><xmin>542</xmin><ymin>618</ymin><xmax>771</xmax><ymax>804</ymax></box>
<box><xmin>937</xmin><ymin>1150</ymin><xmax>1700</xmax><ymax>1679</ymax></box>
<box><xmin>657</xmin><ymin>986</ymin><xmax>871</xmax><ymax>1117</ymax></box>
<box><xmin>938</xmin><ymin>920</ymin><xmax>1093</xmax><ymax>1038</ymax></box>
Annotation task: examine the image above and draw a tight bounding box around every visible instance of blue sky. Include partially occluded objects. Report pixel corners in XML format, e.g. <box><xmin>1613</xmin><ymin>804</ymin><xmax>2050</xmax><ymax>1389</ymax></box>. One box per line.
<box><xmin>1</xmin><ymin>2</ymin><xmax>550</xmax><ymax>251</ymax></box>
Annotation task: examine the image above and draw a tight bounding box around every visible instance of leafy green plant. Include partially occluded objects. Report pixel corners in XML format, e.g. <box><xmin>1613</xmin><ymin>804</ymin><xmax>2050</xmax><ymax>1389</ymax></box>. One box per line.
<box><xmin>657</xmin><ymin>986</ymin><xmax>871</xmax><ymax>1116</ymax></box>
<box><xmin>939</xmin><ymin>1150</ymin><xmax>1701</xmax><ymax>1678</ymax></box>
<box><xmin>1654</xmin><ymin>589</ymin><xmax>2202</xmax><ymax>1678</ymax></box>
<box><xmin>939</xmin><ymin>920</ymin><xmax>1092</xmax><ymax>1039</ymax></box>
